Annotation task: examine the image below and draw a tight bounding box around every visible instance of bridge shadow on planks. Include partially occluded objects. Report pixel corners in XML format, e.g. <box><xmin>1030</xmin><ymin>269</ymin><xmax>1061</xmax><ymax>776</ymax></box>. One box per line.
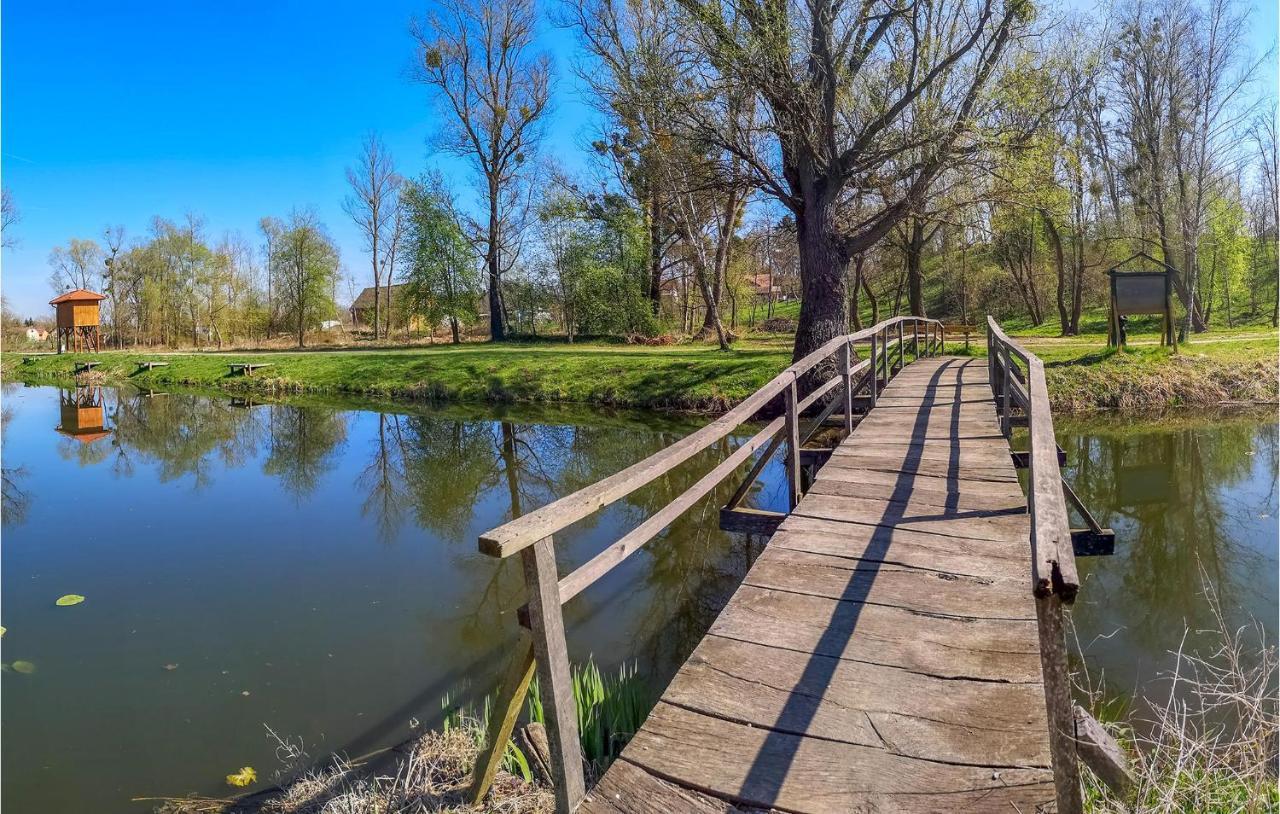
<box><xmin>736</xmin><ymin>359</ymin><xmax>965</xmax><ymax>806</ymax></box>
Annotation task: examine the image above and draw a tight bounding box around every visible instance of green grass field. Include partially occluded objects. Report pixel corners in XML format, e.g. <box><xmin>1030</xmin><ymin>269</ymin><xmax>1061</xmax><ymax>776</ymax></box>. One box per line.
<box><xmin>5</xmin><ymin>309</ymin><xmax>1274</xmax><ymax>413</ymax></box>
<box><xmin>2</xmin><ymin>339</ymin><xmax>796</xmax><ymax>412</ymax></box>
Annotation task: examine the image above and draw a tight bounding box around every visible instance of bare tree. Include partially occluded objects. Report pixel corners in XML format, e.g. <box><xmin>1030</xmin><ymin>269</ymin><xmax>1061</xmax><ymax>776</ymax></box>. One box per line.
<box><xmin>381</xmin><ymin>192</ymin><xmax>407</xmax><ymax>338</ymax></box>
<box><xmin>1250</xmin><ymin>104</ymin><xmax>1278</xmax><ymax>326</ymax></box>
<box><xmin>1</xmin><ymin>188</ymin><xmax>18</xmax><ymax>249</ymax></box>
<box><xmin>413</xmin><ymin>0</ymin><xmax>551</xmax><ymax>342</ymax></box>
<box><xmin>48</xmin><ymin>238</ymin><xmax>103</xmax><ymax>292</ymax></box>
<box><xmin>344</xmin><ymin>133</ymin><xmax>401</xmax><ymax>340</ymax></box>
<box><xmin>102</xmin><ymin>226</ymin><xmax>126</xmax><ymax>347</ymax></box>
<box><xmin>671</xmin><ymin>0</ymin><xmax>1029</xmax><ymax>368</ymax></box>
<box><xmin>566</xmin><ymin>0</ymin><xmax>681</xmax><ymax>317</ymax></box>
<box><xmin>1107</xmin><ymin>0</ymin><xmax>1263</xmax><ymax>334</ymax></box>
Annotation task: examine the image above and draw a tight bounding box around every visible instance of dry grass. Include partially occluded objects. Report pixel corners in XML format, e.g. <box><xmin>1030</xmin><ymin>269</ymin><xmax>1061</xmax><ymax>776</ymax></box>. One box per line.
<box><xmin>1080</xmin><ymin>583</ymin><xmax>1278</xmax><ymax>813</ymax></box>
<box><xmin>151</xmin><ymin>725</ymin><xmax>551</xmax><ymax>814</ymax></box>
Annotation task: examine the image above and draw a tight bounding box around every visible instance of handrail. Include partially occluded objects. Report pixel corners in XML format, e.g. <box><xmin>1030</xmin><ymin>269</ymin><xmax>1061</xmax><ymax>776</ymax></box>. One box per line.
<box><xmin>986</xmin><ymin>316</ymin><xmax>1079</xmax><ymax>601</ymax></box>
<box><xmin>478</xmin><ymin>314</ymin><xmax>929</xmax><ymax>558</ymax></box>
<box><xmin>987</xmin><ymin>315</ymin><xmax>1083</xmax><ymax>814</ymax></box>
<box><xmin>468</xmin><ymin>315</ymin><xmax>944</xmax><ymax>813</ymax></box>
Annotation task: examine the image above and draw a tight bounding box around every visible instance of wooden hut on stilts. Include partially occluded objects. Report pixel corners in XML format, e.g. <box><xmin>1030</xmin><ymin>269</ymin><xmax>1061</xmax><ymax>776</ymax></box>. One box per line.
<box><xmin>50</xmin><ymin>289</ymin><xmax>107</xmax><ymax>353</ymax></box>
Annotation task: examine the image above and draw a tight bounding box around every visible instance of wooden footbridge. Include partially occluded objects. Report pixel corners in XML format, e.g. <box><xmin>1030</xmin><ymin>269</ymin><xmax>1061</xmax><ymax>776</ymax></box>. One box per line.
<box><xmin>469</xmin><ymin>317</ymin><xmax>1126</xmax><ymax>814</ymax></box>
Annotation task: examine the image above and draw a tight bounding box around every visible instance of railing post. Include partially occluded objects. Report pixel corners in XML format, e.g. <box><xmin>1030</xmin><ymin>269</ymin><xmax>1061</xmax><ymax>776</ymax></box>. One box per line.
<box><xmin>1000</xmin><ymin>344</ymin><xmax>1012</xmax><ymax>438</ymax></box>
<box><xmin>869</xmin><ymin>331</ymin><xmax>879</xmax><ymax>405</ymax></box>
<box><xmin>841</xmin><ymin>339</ymin><xmax>854</xmax><ymax>434</ymax></box>
<box><xmin>469</xmin><ymin>633</ymin><xmax>536</xmax><ymax>804</ymax></box>
<box><xmin>521</xmin><ymin>536</ymin><xmax>585</xmax><ymax>813</ymax></box>
<box><xmin>912</xmin><ymin>321</ymin><xmax>920</xmax><ymax>361</ymax></box>
<box><xmin>896</xmin><ymin>321</ymin><xmax>904</xmax><ymax>371</ymax></box>
<box><xmin>783</xmin><ymin>377</ymin><xmax>801</xmax><ymax>510</ymax></box>
<box><xmin>987</xmin><ymin>329</ymin><xmax>998</xmax><ymax>402</ymax></box>
<box><xmin>1037</xmin><ymin>590</ymin><xmax>1084</xmax><ymax>814</ymax></box>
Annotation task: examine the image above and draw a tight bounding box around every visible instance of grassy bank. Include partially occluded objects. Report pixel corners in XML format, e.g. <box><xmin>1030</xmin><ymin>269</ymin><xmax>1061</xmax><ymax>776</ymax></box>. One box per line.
<box><xmin>4</xmin><ymin>323</ymin><xmax>1274</xmax><ymax>413</ymax></box>
<box><xmin>1</xmin><ymin>340</ymin><xmax>793</xmax><ymax>412</ymax></box>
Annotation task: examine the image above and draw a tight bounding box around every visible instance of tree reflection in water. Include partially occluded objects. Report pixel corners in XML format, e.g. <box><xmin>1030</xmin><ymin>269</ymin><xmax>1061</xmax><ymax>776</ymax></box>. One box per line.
<box><xmin>1061</xmin><ymin>410</ymin><xmax>1278</xmax><ymax>692</ymax></box>
<box><xmin>40</xmin><ymin>387</ymin><xmax>770</xmax><ymax>692</ymax></box>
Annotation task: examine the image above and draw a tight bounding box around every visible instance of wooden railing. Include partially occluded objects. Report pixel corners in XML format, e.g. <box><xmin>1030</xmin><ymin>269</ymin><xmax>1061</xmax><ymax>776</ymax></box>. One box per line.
<box><xmin>467</xmin><ymin>316</ymin><xmax>944</xmax><ymax>812</ymax></box>
<box><xmin>986</xmin><ymin>316</ymin><xmax>1083</xmax><ymax>814</ymax></box>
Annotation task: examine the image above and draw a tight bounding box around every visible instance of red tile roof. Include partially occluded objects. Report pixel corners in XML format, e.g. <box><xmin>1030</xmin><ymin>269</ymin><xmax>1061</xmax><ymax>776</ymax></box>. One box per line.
<box><xmin>49</xmin><ymin>289</ymin><xmax>107</xmax><ymax>305</ymax></box>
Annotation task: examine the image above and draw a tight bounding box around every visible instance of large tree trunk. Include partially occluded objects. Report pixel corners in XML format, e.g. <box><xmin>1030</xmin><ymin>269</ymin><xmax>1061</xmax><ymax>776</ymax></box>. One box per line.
<box><xmin>487</xmin><ymin>177</ymin><xmax>507</xmax><ymax>342</ymax></box>
<box><xmin>1043</xmin><ymin>212</ymin><xmax>1070</xmax><ymax>335</ymax></box>
<box><xmin>849</xmin><ymin>255</ymin><xmax>865</xmax><ymax>330</ymax></box>
<box><xmin>792</xmin><ymin>194</ymin><xmax>849</xmax><ymax>390</ymax></box>
<box><xmin>905</xmin><ymin>218</ymin><xmax>927</xmax><ymax>317</ymax></box>
<box><xmin>648</xmin><ymin>191</ymin><xmax>663</xmax><ymax>314</ymax></box>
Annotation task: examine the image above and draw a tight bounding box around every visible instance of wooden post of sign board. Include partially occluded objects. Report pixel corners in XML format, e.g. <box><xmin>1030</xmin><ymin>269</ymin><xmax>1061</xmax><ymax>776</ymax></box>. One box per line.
<box><xmin>1108</xmin><ymin>275</ymin><xmax>1120</xmax><ymax>347</ymax></box>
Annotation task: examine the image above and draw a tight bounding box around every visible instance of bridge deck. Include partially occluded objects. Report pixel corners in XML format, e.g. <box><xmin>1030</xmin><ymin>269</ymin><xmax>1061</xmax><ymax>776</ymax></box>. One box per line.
<box><xmin>581</xmin><ymin>357</ymin><xmax>1055</xmax><ymax>813</ymax></box>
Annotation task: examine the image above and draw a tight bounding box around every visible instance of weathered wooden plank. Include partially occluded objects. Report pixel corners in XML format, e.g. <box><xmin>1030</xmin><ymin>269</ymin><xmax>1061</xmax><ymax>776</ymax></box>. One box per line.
<box><xmin>469</xmin><ymin>634</ymin><xmax>536</xmax><ymax>804</ymax></box>
<box><xmin>1073</xmin><ymin>704</ymin><xmax>1134</xmax><ymax>799</ymax></box>
<box><xmin>710</xmin><ymin>585</ymin><xmax>1044</xmax><ymax>681</ymax></box>
<box><xmin>871</xmin><ymin>394</ymin><xmax>994</xmax><ymax>407</ymax></box>
<box><xmin>580</xmin><ymin>758</ymin><xmax>746</xmax><ymax>814</ymax></box>
<box><xmin>819</xmin><ymin>453</ymin><xmax>1019</xmax><ymax>483</ymax></box>
<box><xmin>744</xmin><ymin>546</ymin><xmax>1035</xmax><ymax>620</ymax></box>
<box><xmin>805</xmin><ymin>474</ymin><xmax>1027</xmax><ymax>514</ymax></box>
<box><xmin>765</xmin><ymin>520</ymin><xmax>1029</xmax><ymax>580</ymax></box>
<box><xmin>848</xmin><ymin>411</ymin><xmax>998</xmax><ymax>427</ymax></box>
<box><xmin>663</xmin><ymin>634</ymin><xmax>1050</xmax><ymax>766</ymax></box>
<box><xmin>791</xmin><ymin>493</ymin><xmax>1032</xmax><ymax>544</ymax></box>
<box><xmin>622</xmin><ymin>703</ymin><xmax>1055</xmax><ymax>814</ymax></box>
<box><xmin>827</xmin><ymin>444</ymin><xmax>1017</xmax><ymax>470</ymax></box>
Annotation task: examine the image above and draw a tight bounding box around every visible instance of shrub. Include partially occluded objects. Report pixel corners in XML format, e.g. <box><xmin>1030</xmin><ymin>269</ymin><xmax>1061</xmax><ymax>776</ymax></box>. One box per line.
<box><xmin>759</xmin><ymin>316</ymin><xmax>796</xmax><ymax>333</ymax></box>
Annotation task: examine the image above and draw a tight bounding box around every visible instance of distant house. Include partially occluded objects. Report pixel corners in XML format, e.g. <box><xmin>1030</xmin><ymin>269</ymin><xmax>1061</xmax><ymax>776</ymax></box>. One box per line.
<box><xmin>320</xmin><ymin>320</ymin><xmax>344</xmax><ymax>332</ymax></box>
<box><xmin>349</xmin><ymin>284</ymin><xmax>410</xmax><ymax>329</ymax></box>
<box><xmin>350</xmin><ymin>283</ymin><xmax>491</xmax><ymax>337</ymax></box>
<box><xmin>25</xmin><ymin>327</ymin><xmax>49</xmax><ymax>342</ymax></box>
<box><xmin>749</xmin><ymin>273</ymin><xmax>794</xmax><ymax>301</ymax></box>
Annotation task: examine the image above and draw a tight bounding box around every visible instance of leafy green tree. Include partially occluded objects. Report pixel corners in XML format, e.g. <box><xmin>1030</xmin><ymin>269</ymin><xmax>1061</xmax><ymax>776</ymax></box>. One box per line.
<box><xmin>537</xmin><ymin>186</ymin><xmax>655</xmax><ymax>338</ymax></box>
<box><xmin>401</xmin><ymin>175</ymin><xmax>483</xmax><ymax>344</ymax></box>
<box><xmin>270</xmin><ymin>210</ymin><xmax>340</xmax><ymax>347</ymax></box>
<box><xmin>1199</xmin><ymin>194</ymin><xmax>1247</xmax><ymax>327</ymax></box>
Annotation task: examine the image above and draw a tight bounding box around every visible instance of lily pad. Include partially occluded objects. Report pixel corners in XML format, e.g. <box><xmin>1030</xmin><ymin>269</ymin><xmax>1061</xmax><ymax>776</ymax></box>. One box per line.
<box><xmin>225</xmin><ymin>766</ymin><xmax>257</xmax><ymax>787</ymax></box>
<box><xmin>55</xmin><ymin>595</ymin><xmax>85</xmax><ymax>607</ymax></box>
<box><xmin>12</xmin><ymin>660</ymin><xmax>36</xmax><ymax>674</ymax></box>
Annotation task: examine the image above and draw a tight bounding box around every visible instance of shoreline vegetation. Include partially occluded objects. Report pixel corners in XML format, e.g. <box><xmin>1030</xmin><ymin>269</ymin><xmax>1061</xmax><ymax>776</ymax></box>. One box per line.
<box><xmin>3</xmin><ymin>326</ymin><xmax>1276</xmax><ymax>414</ymax></box>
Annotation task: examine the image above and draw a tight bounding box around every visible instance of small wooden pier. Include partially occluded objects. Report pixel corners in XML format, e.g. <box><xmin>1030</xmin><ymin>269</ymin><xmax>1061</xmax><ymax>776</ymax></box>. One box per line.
<box><xmin>469</xmin><ymin>316</ymin><xmax>1122</xmax><ymax>814</ymax></box>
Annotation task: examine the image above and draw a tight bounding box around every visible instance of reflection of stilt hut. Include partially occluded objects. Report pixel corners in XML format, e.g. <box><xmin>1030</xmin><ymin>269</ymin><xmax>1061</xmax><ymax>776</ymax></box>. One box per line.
<box><xmin>56</xmin><ymin>386</ymin><xmax>112</xmax><ymax>443</ymax></box>
<box><xmin>50</xmin><ymin>289</ymin><xmax>106</xmax><ymax>354</ymax></box>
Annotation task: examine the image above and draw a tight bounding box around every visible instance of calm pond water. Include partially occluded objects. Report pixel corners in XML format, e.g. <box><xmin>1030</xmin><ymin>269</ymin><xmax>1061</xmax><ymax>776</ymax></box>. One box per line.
<box><xmin>1057</xmin><ymin>411</ymin><xmax>1279</xmax><ymax>704</ymax></box>
<box><xmin>1</xmin><ymin>383</ymin><xmax>1275</xmax><ymax>812</ymax></box>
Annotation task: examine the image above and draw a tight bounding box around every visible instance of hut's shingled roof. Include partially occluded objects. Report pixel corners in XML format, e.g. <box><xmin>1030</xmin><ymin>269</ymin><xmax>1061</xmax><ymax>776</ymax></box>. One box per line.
<box><xmin>49</xmin><ymin>289</ymin><xmax>107</xmax><ymax>305</ymax></box>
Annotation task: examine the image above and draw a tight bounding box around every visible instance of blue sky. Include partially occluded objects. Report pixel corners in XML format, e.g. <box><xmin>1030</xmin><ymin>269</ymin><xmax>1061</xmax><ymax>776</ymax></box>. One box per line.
<box><xmin>2</xmin><ymin>0</ymin><xmax>1276</xmax><ymax>318</ymax></box>
<box><xmin>0</xmin><ymin>0</ymin><xmax>598</xmax><ymax>316</ymax></box>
